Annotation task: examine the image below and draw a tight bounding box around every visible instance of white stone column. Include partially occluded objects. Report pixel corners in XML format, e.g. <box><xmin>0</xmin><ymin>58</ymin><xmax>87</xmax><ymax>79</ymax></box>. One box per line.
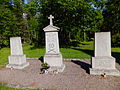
<box><xmin>90</xmin><ymin>32</ymin><xmax>120</xmax><ymax>76</ymax></box>
<box><xmin>6</xmin><ymin>37</ymin><xmax>29</xmax><ymax>69</ymax></box>
<box><xmin>43</xmin><ymin>15</ymin><xmax>65</xmax><ymax>72</ymax></box>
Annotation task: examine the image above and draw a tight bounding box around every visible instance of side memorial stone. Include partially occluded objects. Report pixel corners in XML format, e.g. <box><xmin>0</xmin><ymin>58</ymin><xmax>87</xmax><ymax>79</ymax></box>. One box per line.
<box><xmin>43</xmin><ymin>15</ymin><xmax>65</xmax><ymax>72</ymax></box>
<box><xmin>6</xmin><ymin>37</ymin><xmax>29</xmax><ymax>69</ymax></box>
<box><xmin>90</xmin><ymin>32</ymin><xmax>120</xmax><ymax>76</ymax></box>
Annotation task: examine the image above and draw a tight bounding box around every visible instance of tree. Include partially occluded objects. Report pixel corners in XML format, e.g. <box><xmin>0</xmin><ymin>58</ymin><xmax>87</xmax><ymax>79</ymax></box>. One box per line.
<box><xmin>12</xmin><ymin>0</ymin><xmax>29</xmax><ymax>43</ymax></box>
<box><xmin>101</xmin><ymin>0</ymin><xmax>120</xmax><ymax>47</ymax></box>
<box><xmin>39</xmin><ymin>0</ymin><xmax>103</xmax><ymax>46</ymax></box>
<box><xmin>101</xmin><ymin>0</ymin><xmax>120</xmax><ymax>35</ymax></box>
<box><xmin>0</xmin><ymin>0</ymin><xmax>29</xmax><ymax>47</ymax></box>
<box><xmin>0</xmin><ymin>0</ymin><xmax>19</xmax><ymax>47</ymax></box>
<box><xmin>24</xmin><ymin>0</ymin><xmax>40</xmax><ymax>46</ymax></box>
<box><xmin>0</xmin><ymin>0</ymin><xmax>105</xmax><ymax>47</ymax></box>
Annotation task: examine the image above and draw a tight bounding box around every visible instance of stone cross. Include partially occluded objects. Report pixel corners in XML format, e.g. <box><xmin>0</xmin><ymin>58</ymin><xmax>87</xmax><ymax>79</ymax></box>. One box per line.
<box><xmin>48</xmin><ymin>15</ymin><xmax>54</xmax><ymax>25</ymax></box>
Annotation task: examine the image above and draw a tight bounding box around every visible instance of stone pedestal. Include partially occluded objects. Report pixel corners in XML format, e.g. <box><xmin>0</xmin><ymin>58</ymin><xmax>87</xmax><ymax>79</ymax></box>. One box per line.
<box><xmin>90</xmin><ymin>56</ymin><xmax>120</xmax><ymax>76</ymax></box>
<box><xmin>44</xmin><ymin>53</ymin><xmax>65</xmax><ymax>72</ymax></box>
<box><xmin>90</xmin><ymin>32</ymin><xmax>120</xmax><ymax>76</ymax></box>
<box><xmin>6</xmin><ymin>37</ymin><xmax>29</xmax><ymax>69</ymax></box>
<box><xmin>43</xmin><ymin>15</ymin><xmax>65</xmax><ymax>72</ymax></box>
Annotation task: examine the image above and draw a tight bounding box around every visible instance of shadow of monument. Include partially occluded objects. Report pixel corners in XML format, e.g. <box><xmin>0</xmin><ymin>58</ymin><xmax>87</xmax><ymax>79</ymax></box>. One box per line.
<box><xmin>112</xmin><ymin>52</ymin><xmax>120</xmax><ymax>65</ymax></box>
<box><xmin>30</xmin><ymin>46</ymin><xmax>45</xmax><ymax>50</ymax></box>
<box><xmin>71</xmin><ymin>48</ymin><xmax>94</xmax><ymax>57</ymax></box>
<box><xmin>71</xmin><ymin>60</ymin><xmax>91</xmax><ymax>74</ymax></box>
<box><xmin>39</xmin><ymin>56</ymin><xmax>44</xmax><ymax>62</ymax></box>
<box><xmin>71</xmin><ymin>48</ymin><xmax>120</xmax><ymax>65</ymax></box>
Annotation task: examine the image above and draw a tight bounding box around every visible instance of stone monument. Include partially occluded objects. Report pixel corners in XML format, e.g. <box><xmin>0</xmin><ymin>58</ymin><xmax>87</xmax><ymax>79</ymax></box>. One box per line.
<box><xmin>6</xmin><ymin>37</ymin><xmax>29</xmax><ymax>69</ymax></box>
<box><xmin>90</xmin><ymin>32</ymin><xmax>120</xmax><ymax>76</ymax></box>
<box><xmin>43</xmin><ymin>15</ymin><xmax>65</xmax><ymax>72</ymax></box>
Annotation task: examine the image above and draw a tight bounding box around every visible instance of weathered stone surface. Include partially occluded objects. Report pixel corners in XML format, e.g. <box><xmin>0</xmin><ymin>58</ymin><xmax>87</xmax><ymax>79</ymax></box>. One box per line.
<box><xmin>10</xmin><ymin>37</ymin><xmax>23</xmax><ymax>55</ymax></box>
<box><xmin>90</xmin><ymin>68</ymin><xmax>120</xmax><ymax>76</ymax></box>
<box><xmin>6</xmin><ymin>37</ymin><xmax>29</xmax><ymax>69</ymax></box>
<box><xmin>90</xmin><ymin>32</ymin><xmax>120</xmax><ymax>76</ymax></box>
<box><xmin>91</xmin><ymin>56</ymin><xmax>115</xmax><ymax>69</ymax></box>
<box><xmin>45</xmin><ymin>32</ymin><xmax>60</xmax><ymax>54</ymax></box>
<box><xmin>95</xmin><ymin>32</ymin><xmax>111</xmax><ymax>57</ymax></box>
<box><xmin>43</xmin><ymin>15</ymin><xmax>65</xmax><ymax>72</ymax></box>
<box><xmin>44</xmin><ymin>53</ymin><xmax>63</xmax><ymax>67</ymax></box>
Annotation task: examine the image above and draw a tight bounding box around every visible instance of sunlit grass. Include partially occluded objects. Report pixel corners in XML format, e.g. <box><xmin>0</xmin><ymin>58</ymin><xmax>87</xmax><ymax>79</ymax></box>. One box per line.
<box><xmin>0</xmin><ymin>41</ymin><xmax>120</xmax><ymax>67</ymax></box>
<box><xmin>0</xmin><ymin>85</ymin><xmax>24</xmax><ymax>90</ymax></box>
<box><xmin>0</xmin><ymin>48</ymin><xmax>10</xmax><ymax>67</ymax></box>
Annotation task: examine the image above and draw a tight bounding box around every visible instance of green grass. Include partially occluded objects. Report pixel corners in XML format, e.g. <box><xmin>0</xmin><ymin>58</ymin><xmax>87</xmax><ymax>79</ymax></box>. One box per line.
<box><xmin>0</xmin><ymin>48</ymin><xmax>10</xmax><ymax>67</ymax></box>
<box><xmin>0</xmin><ymin>41</ymin><xmax>120</xmax><ymax>89</ymax></box>
<box><xmin>0</xmin><ymin>84</ymin><xmax>44</xmax><ymax>90</ymax></box>
<box><xmin>62</xmin><ymin>41</ymin><xmax>94</xmax><ymax>58</ymax></box>
<box><xmin>0</xmin><ymin>41</ymin><xmax>120</xmax><ymax>67</ymax></box>
<box><xmin>23</xmin><ymin>45</ymin><xmax>45</xmax><ymax>58</ymax></box>
<box><xmin>0</xmin><ymin>85</ymin><xmax>24</xmax><ymax>90</ymax></box>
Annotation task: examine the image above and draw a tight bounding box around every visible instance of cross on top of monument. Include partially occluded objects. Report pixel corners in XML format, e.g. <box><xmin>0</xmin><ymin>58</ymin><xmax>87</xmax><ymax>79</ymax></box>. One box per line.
<box><xmin>48</xmin><ymin>15</ymin><xmax>54</xmax><ymax>25</ymax></box>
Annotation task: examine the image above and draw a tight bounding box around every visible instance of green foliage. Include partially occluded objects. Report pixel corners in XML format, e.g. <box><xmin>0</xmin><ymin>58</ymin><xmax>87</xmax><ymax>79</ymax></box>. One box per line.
<box><xmin>0</xmin><ymin>0</ymin><xmax>119</xmax><ymax>47</ymax></box>
<box><xmin>41</xmin><ymin>62</ymin><xmax>49</xmax><ymax>69</ymax></box>
<box><xmin>40</xmin><ymin>62</ymin><xmax>49</xmax><ymax>74</ymax></box>
<box><xmin>24</xmin><ymin>0</ymin><xmax>44</xmax><ymax>46</ymax></box>
<box><xmin>100</xmin><ymin>0</ymin><xmax>120</xmax><ymax>47</ymax></box>
<box><xmin>0</xmin><ymin>85</ymin><xmax>24</xmax><ymax>90</ymax></box>
<box><xmin>39</xmin><ymin>0</ymin><xmax>103</xmax><ymax>45</ymax></box>
<box><xmin>0</xmin><ymin>0</ymin><xmax>29</xmax><ymax>47</ymax></box>
<box><xmin>0</xmin><ymin>1</ymin><xmax>18</xmax><ymax>47</ymax></box>
<box><xmin>101</xmin><ymin>0</ymin><xmax>120</xmax><ymax>35</ymax></box>
<box><xmin>112</xmin><ymin>34</ymin><xmax>120</xmax><ymax>47</ymax></box>
<box><xmin>25</xmin><ymin>0</ymin><xmax>39</xmax><ymax>18</ymax></box>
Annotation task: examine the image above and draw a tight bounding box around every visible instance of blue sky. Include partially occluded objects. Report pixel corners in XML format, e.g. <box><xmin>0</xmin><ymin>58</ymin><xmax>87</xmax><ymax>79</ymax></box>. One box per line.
<box><xmin>24</xmin><ymin>0</ymin><xmax>28</xmax><ymax>4</ymax></box>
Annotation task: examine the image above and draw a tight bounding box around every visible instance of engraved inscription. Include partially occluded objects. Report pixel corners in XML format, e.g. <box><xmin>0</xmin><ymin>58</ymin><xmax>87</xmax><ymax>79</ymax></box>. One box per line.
<box><xmin>46</xmin><ymin>32</ymin><xmax>58</xmax><ymax>53</ymax></box>
<box><xmin>47</xmin><ymin>33</ymin><xmax>56</xmax><ymax>42</ymax></box>
<box><xmin>48</xmin><ymin>43</ymin><xmax>56</xmax><ymax>53</ymax></box>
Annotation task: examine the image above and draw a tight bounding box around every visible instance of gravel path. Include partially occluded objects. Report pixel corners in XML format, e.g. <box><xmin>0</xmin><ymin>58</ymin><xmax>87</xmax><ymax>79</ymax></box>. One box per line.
<box><xmin>0</xmin><ymin>59</ymin><xmax>120</xmax><ymax>90</ymax></box>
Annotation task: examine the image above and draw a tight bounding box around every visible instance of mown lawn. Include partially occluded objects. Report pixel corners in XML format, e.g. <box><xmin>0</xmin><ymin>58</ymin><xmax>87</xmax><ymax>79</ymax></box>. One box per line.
<box><xmin>0</xmin><ymin>41</ymin><xmax>120</xmax><ymax>89</ymax></box>
<box><xmin>0</xmin><ymin>85</ymin><xmax>24</xmax><ymax>90</ymax></box>
<box><xmin>0</xmin><ymin>41</ymin><xmax>120</xmax><ymax>67</ymax></box>
<box><xmin>0</xmin><ymin>48</ymin><xmax>10</xmax><ymax>67</ymax></box>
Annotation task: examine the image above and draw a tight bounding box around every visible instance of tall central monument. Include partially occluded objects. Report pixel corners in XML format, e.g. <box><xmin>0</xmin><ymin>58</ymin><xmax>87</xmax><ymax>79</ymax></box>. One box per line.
<box><xmin>43</xmin><ymin>15</ymin><xmax>65</xmax><ymax>72</ymax></box>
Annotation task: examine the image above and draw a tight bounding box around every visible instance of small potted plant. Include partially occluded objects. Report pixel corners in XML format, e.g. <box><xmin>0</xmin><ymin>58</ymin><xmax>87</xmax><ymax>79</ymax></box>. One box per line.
<box><xmin>40</xmin><ymin>62</ymin><xmax>49</xmax><ymax>74</ymax></box>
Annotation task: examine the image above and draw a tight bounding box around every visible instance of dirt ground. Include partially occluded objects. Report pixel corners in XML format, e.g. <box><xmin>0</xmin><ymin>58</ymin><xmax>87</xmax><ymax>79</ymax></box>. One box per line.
<box><xmin>0</xmin><ymin>59</ymin><xmax>120</xmax><ymax>90</ymax></box>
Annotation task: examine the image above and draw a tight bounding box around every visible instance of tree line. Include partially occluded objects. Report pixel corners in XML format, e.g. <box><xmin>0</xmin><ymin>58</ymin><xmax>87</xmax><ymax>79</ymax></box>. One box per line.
<box><xmin>0</xmin><ymin>0</ymin><xmax>120</xmax><ymax>48</ymax></box>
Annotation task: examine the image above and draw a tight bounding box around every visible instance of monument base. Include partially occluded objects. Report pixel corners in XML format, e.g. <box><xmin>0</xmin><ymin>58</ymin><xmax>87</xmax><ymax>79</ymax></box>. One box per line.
<box><xmin>6</xmin><ymin>62</ymin><xmax>29</xmax><ymax>69</ymax></box>
<box><xmin>90</xmin><ymin>68</ymin><xmax>120</xmax><ymax>76</ymax></box>
<box><xmin>44</xmin><ymin>53</ymin><xmax>65</xmax><ymax>72</ymax></box>
<box><xmin>48</xmin><ymin>64</ymin><xmax>65</xmax><ymax>73</ymax></box>
<box><xmin>6</xmin><ymin>55</ymin><xmax>29</xmax><ymax>69</ymax></box>
<box><xmin>90</xmin><ymin>56</ymin><xmax>120</xmax><ymax>76</ymax></box>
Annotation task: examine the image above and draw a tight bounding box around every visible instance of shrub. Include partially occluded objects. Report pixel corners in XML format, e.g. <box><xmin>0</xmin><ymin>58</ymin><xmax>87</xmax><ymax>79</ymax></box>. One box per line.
<box><xmin>112</xmin><ymin>34</ymin><xmax>120</xmax><ymax>47</ymax></box>
<box><xmin>40</xmin><ymin>62</ymin><xmax>49</xmax><ymax>74</ymax></box>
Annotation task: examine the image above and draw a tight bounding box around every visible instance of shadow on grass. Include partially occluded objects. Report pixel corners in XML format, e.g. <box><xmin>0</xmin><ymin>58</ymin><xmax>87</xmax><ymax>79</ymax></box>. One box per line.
<box><xmin>72</xmin><ymin>48</ymin><xmax>120</xmax><ymax>64</ymax></box>
<box><xmin>112</xmin><ymin>52</ymin><xmax>120</xmax><ymax>64</ymax></box>
<box><xmin>71</xmin><ymin>60</ymin><xmax>91</xmax><ymax>74</ymax></box>
<box><xmin>71</xmin><ymin>48</ymin><xmax>94</xmax><ymax>57</ymax></box>
<box><xmin>30</xmin><ymin>46</ymin><xmax>45</xmax><ymax>50</ymax></box>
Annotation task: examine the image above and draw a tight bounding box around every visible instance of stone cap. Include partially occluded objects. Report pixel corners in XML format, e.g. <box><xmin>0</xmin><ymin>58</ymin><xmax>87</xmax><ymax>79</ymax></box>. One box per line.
<box><xmin>43</xmin><ymin>25</ymin><xmax>60</xmax><ymax>32</ymax></box>
<box><xmin>92</xmin><ymin>56</ymin><xmax>115</xmax><ymax>59</ymax></box>
<box><xmin>95</xmin><ymin>32</ymin><xmax>110</xmax><ymax>34</ymax></box>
